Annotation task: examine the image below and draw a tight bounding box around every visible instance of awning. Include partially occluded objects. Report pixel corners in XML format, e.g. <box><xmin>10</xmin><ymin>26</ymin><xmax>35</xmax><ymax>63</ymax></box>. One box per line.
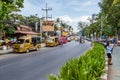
<box><xmin>15</xmin><ymin>31</ymin><xmax>39</xmax><ymax>35</ymax></box>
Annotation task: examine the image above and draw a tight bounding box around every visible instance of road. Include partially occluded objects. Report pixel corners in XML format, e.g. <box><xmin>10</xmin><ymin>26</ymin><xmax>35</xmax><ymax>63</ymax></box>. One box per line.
<box><xmin>0</xmin><ymin>41</ymin><xmax>91</xmax><ymax>80</ymax></box>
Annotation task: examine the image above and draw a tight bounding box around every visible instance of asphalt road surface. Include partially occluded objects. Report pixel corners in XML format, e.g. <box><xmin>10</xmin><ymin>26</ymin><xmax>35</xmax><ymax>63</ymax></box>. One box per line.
<box><xmin>0</xmin><ymin>41</ymin><xmax>91</xmax><ymax>80</ymax></box>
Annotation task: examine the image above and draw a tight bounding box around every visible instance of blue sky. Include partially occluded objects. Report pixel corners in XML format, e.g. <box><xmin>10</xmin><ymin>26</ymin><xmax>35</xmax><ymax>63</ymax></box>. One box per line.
<box><xmin>19</xmin><ymin>0</ymin><xmax>101</xmax><ymax>32</ymax></box>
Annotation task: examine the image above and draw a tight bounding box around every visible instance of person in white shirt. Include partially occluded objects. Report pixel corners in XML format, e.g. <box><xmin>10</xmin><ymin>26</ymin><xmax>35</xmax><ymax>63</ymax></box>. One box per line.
<box><xmin>109</xmin><ymin>41</ymin><xmax>115</xmax><ymax>54</ymax></box>
<box><xmin>106</xmin><ymin>42</ymin><xmax>112</xmax><ymax>65</ymax></box>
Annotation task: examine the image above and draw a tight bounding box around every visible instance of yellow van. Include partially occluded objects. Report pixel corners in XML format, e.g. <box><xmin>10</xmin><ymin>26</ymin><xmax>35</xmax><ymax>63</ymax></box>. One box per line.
<box><xmin>13</xmin><ymin>36</ymin><xmax>41</xmax><ymax>53</ymax></box>
<box><xmin>45</xmin><ymin>36</ymin><xmax>58</xmax><ymax>47</ymax></box>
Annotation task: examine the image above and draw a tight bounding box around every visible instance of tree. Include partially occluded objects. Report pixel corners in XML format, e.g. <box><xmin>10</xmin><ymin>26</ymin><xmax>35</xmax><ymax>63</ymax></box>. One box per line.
<box><xmin>77</xmin><ymin>21</ymin><xmax>86</xmax><ymax>31</ymax></box>
<box><xmin>25</xmin><ymin>15</ymin><xmax>40</xmax><ymax>32</ymax></box>
<box><xmin>81</xmin><ymin>0</ymin><xmax>120</xmax><ymax>38</ymax></box>
<box><xmin>98</xmin><ymin>0</ymin><xmax>120</xmax><ymax>36</ymax></box>
<box><xmin>0</xmin><ymin>0</ymin><xmax>24</xmax><ymax>21</ymax></box>
<box><xmin>0</xmin><ymin>0</ymin><xmax>24</xmax><ymax>35</ymax></box>
<box><xmin>112</xmin><ymin>0</ymin><xmax>120</xmax><ymax>5</ymax></box>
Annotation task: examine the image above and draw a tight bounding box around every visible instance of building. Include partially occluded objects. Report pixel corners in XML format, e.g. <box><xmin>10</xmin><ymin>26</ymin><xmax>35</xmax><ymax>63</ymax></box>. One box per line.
<box><xmin>14</xmin><ymin>25</ymin><xmax>40</xmax><ymax>38</ymax></box>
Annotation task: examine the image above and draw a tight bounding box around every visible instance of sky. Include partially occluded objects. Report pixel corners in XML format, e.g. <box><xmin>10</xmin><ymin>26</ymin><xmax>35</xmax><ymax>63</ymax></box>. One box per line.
<box><xmin>18</xmin><ymin>0</ymin><xmax>101</xmax><ymax>32</ymax></box>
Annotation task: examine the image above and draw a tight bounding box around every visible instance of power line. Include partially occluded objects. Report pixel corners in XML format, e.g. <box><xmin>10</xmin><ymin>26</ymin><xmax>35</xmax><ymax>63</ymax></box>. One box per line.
<box><xmin>42</xmin><ymin>3</ymin><xmax>52</xmax><ymax>20</ymax></box>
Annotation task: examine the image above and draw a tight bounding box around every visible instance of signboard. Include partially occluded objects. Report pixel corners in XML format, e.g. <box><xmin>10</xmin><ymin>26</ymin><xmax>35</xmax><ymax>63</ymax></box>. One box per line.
<box><xmin>42</xmin><ymin>20</ymin><xmax>54</xmax><ymax>31</ymax></box>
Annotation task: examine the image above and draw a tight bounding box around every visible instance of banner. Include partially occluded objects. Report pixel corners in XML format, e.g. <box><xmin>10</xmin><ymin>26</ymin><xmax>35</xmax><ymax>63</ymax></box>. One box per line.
<box><xmin>42</xmin><ymin>20</ymin><xmax>54</xmax><ymax>31</ymax></box>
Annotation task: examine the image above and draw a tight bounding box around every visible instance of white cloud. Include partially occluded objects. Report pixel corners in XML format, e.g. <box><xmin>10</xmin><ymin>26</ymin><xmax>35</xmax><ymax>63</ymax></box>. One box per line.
<box><xmin>18</xmin><ymin>0</ymin><xmax>101</xmax><ymax>32</ymax></box>
<box><xmin>65</xmin><ymin>0</ymin><xmax>100</xmax><ymax>14</ymax></box>
<box><xmin>68</xmin><ymin>0</ymin><xmax>97</xmax><ymax>7</ymax></box>
<box><xmin>56</xmin><ymin>15</ymin><xmax>90</xmax><ymax>32</ymax></box>
<box><xmin>18</xmin><ymin>0</ymin><xmax>43</xmax><ymax>17</ymax></box>
<box><xmin>81</xmin><ymin>1</ymin><xmax>97</xmax><ymax>7</ymax></box>
<box><xmin>72</xmin><ymin>16</ymin><xmax>90</xmax><ymax>32</ymax></box>
<box><xmin>73</xmin><ymin>16</ymin><xmax>90</xmax><ymax>23</ymax></box>
<box><xmin>56</xmin><ymin>15</ymin><xmax>73</xmax><ymax>22</ymax></box>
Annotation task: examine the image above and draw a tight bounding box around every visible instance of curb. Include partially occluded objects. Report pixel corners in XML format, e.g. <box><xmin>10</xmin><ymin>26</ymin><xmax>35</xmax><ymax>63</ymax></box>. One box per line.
<box><xmin>100</xmin><ymin>57</ymin><xmax>108</xmax><ymax>80</ymax></box>
<box><xmin>0</xmin><ymin>43</ymin><xmax>45</xmax><ymax>54</ymax></box>
<box><xmin>0</xmin><ymin>48</ymin><xmax>13</xmax><ymax>54</ymax></box>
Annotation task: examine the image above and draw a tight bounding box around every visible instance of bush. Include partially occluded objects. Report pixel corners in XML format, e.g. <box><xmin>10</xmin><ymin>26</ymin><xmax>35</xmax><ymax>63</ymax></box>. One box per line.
<box><xmin>48</xmin><ymin>43</ymin><xmax>105</xmax><ymax>80</ymax></box>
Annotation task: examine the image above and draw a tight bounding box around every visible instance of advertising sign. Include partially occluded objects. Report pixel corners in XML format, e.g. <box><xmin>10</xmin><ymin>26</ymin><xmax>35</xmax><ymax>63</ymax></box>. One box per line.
<box><xmin>42</xmin><ymin>20</ymin><xmax>54</xmax><ymax>31</ymax></box>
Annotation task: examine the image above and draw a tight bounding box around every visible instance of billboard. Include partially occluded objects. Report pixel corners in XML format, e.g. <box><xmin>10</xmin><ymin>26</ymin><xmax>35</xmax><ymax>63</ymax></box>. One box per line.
<box><xmin>42</xmin><ymin>20</ymin><xmax>54</xmax><ymax>31</ymax></box>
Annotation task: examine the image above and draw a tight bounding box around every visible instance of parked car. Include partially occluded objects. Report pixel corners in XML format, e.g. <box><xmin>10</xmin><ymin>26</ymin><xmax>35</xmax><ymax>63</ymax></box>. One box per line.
<box><xmin>45</xmin><ymin>36</ymin><xmax>58</xmax><ymax>47</ymax></box>
<box><xmin>58</xmin><ymin>36</ymin><xmax>67</xmax><ymax>45</ymax></box>
<box><xmin>67</xmin><ymin>37</ymin><xmax>71</xmax><ymax>42</ymax></box>
<box><xmin>87</xmin><ymin>38</ymin><xmax>92</xmax><ymax>42</ymax></box>
<box><xmin>75</xmin><ymin>36</ymin><xmax>80</xmax><ymax>41</ymax></box>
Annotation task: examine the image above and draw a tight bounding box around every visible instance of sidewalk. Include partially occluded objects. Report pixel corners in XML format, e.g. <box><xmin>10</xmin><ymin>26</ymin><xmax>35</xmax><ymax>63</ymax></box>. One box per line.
<box><xmin>108</xmin><ymin>46</ymin><xmax>120</xmax><ymax>80</ymax></box>
<box><xmin>0</xmin><ymin>48</ymin><xmax>13</xmax><ymax>54</ymax></box>
<box><xmin>0</xmin><ymin>43</ymin><xmax>45</xmax><ymax>54</ymax></box>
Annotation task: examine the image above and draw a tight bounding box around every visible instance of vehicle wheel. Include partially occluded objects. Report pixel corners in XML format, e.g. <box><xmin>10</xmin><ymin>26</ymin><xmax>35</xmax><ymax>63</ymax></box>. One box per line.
<box><xmin>26</xmin><ymin>49</ymin><xmax>29</xmax><ymax>53</ymax></box>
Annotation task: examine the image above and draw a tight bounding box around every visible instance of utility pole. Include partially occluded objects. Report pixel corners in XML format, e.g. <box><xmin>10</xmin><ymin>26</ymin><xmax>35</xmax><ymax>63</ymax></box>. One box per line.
<box><xmin>100</xmin><ymin>16</ymin><xmax>103</xmax><ymax>39</ymax></box>
<box><xmin>42</xmin><ymin>3</ymin><xmax>52</xmax><ymax>20</ymax></box>
<box><xmin>40</xmin><ymin>18</ymin><xmax>42</xmax><ymax>39</ymax></box>
<box><xmin>42</xmin><ymin>3</ymin><xmax>52</xmax><ymax>37</ymax></box>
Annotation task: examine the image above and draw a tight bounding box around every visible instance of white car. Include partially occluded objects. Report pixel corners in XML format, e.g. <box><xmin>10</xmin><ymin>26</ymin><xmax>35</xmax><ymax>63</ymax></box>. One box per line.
<box><xmin>67</xmin><ymin>37</ymin><xmax>71</xmax><ymax>42</ymax></box>
<box><xmin>75</xmin><ymin>36</ymin><xmax>80</xmax><ymax>41</ymax></box>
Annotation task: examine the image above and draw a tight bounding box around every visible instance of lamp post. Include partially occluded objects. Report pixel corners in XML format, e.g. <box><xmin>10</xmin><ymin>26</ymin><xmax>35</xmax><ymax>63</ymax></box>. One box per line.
<box><xmin>40</xmin><ymin>18</ymin><xmax>43</xmax><ymax>39</ymax></box>
<box><xmin>60</xmin><ymin>20</ymin><xmax>63</xmax><ymax>37</ymax></box>
<box><xmin>35</xmin><ymin>22</ymin><xmax>38</xmax><ymax>32</ymax></box>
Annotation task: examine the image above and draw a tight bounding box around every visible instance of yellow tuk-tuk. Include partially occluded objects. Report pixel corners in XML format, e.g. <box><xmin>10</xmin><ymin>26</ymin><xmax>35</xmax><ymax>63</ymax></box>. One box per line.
<box><xmin>45</xmin><ymin>37</ymin><xmax>58</xmax><ymax>47</ymax></box>
<box><xmin>13</xmin><ymin>36</ymin><xmax>41</xmax><ymax>53</ymax></box>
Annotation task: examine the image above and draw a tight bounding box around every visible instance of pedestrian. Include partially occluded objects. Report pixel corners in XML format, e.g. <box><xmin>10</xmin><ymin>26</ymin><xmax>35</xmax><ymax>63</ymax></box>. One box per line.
<box><xmin>109</xmin><ymin>41</ymin><xmax>115</xmax><ymax>54</ymax></box>
<box><xmin>106</xmin><ymin>42</ymin><xmax>112</xmax><ymax>65</ymax></box>
<box><xmin>4</xmin><ymin>37</ymin><xmax>9</xmax><ymax>49</ymax></box>
<box><xmin>13</xmin><ymin>37</ymin><xmax>17</xmax><ymax>43</ymax></box>
<box><xmin>60</xmin><ymin>39</ymin><xmax>64</xmax><ymax>46</ymax></box>
<box><xmin>79</xmin><ymin>37</ymin><xmax>82</xmax><ymax>43</ymax></box>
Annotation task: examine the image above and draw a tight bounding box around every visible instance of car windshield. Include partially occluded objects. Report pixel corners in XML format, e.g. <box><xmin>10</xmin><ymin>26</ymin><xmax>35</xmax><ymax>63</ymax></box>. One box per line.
<box><xmin>17</xmin><ymin>39</ymin><xmax>24</xmax><ymax>44</ymax></box>
<box><xmin>46</xmin><ymin>38</ymin><xmax>53</xmax><ymax>42</ymax></box>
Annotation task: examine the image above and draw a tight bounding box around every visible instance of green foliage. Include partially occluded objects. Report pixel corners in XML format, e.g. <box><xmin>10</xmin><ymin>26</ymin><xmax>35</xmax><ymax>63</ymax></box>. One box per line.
<box><xmin>54</xmin><ymin>18</ymin><xmax>73</xmax><ymax>33</ymax></box>
<box><xmin>83</xmin><ymin>22</ymin><xmax>101</xmax><ymax>37</ymax></box>
<box><xmin>77</xmin><ymin>21</ymin><xmax>86</xmax><ymax>31</ymax></box>
<box><xmin>0</xmin><ymin>0</ymin><xmax>24</xmax><ymax>35</ymax></box>
<box><xmin>98</xmin><ymin>0</ymin><xmax>120</xmax><ymax>36</ymax></box>
<box><xmin>48</xmin><ymin>43</ymin><xmax>105</xmax><ymax>80</ymax></box>
<box><xmin>102</xmin><ymin>25</ymin><xmax>115</xmax><ymax>36</ymax></box>
<box><xmin>0</xmin><ymin>0</ymin><xmax>24</xmax><ymax>21</ymax></box>
<box><xmin>83</xmin><ymin>0</ymin><xmax>120</xmax><ymax>37</ymax></box>
<box><xmin>0</xmin><ymin>42</ymin><xmax>2</xmax><ymax>46</ymax></box>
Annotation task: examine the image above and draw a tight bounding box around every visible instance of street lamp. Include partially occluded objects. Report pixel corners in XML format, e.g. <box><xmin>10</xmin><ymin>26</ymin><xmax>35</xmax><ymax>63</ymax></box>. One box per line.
<box><xmin>40</xmin><ymin>18</ymin><xmax>43</xmax><ymax>39</ymax></box>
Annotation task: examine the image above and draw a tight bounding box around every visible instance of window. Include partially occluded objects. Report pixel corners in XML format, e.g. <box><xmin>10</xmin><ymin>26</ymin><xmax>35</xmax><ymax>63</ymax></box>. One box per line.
<box><xmin>26</xmin><ymin>39</ymin><xmax>29</xmax><ymax>43</ymax></box>
<box><xmin>17</xmin><ymin>39</ymin><xmax>24</xmax><ymax>44</ymax></box>
<box><xmin>55</xmin><ymin>38</ymin><xmax>58</xmax><ymax>42</ymax></box>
